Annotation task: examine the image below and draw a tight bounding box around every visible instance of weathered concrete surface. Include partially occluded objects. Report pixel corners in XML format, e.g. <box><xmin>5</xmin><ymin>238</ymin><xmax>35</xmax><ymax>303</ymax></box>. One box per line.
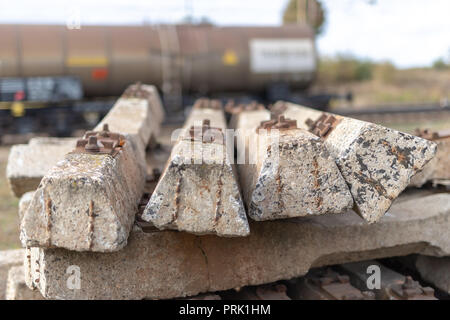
<box><xmin>20</xmin><ymin>138</ymin><xmax>144</xmax><ymax>252</ymax></box>
<box><xmin>278</xmin><ymin>102</ymin><xmax>437</xmax><ymax>223</ymax></box>
<box><xmin>6</xmin><ymin>266</ymin><xmax>44</xmax><ymax>300</ymax></box>
<box><xmin>95</xmin><ymin>83</ymin><xmax>164</xmax><ymax>172</ymax></box>
<box><xmin>410</xmin><ymin>136</ymin><xmax>450</xmax><ymax>187</ymax></box>
<box><xmin>0</xmin><ymin>249</ymin><xmax>23</xmax><ymax>299</ymax></box>
<box><xmin>28</xmin><ymin>192</ymin><xmax>450</xmax><ymax>300</ymax></box>
<box><xmin>18</xmin><ymin>191</ymin><xmax>34</xmax><ymax>222</ymax></box>
<box><xmin>415</xmin><ymin>255</ymin><xmax>450</xmax><ymax>294</ymax></box>
<box><xmin>6</xmin><ymin>139</ymin><xmax>77</xmax><ymax>197</ymax></box>
<box><xmin>233</xmin><ymin>110</ymin><xmax>353</xmax><ymax>220</ymax></box>
<box><xmin>142</xmin><ymin>104</ymin><xmax>249</xmax><ymax>236</ymax></box>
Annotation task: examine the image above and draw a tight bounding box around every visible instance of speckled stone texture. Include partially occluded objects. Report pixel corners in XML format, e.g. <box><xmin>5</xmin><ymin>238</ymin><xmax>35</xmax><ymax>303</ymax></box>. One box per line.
<box><xmin>415</xmin><ymin>255</ymin><xmax>450</xmax><ymax>294</ymax></box>
<box><xmin>233</xmin><ymin>110</ymin><xmax>353</xmax><ymax>220</ymax></box>
<box><xmin>0</xmin><ymin>249</ymin><xmax>24</xmax><ymax>299</ymax></box>
<box><xmin>142</xmin><ymin>106</ymin><xmax>249</xmax><ymax>237</ymax></box>
<box><xmin>410</xmin><ymin>136</ymin><xmax>450</xmax><ymax>187</ymax></box>
<box><xmin>27</xmin><ymin>192</ymin><xmax>450</xmax><ymax>300</ymax></box>
<box><xmin>280</xmin><ymin>102</ymin><xmax>437</xmax><ymax>223</ymax></box>
<box><xmin>6</xmin><ymin>139</ymin><xmax>77</xmax><ymax>197</ymax></box>
<box><xmin>6</xmin><ymin>266</ymin><xmax>44</xmax><ymax>300</ymax></box>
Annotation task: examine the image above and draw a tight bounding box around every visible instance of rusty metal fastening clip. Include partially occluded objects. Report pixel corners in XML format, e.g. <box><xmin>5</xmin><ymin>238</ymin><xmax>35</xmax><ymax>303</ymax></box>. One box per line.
<box><xmin>257</xmin><ymin>115</ymin><xmax>297</xmax><ymax>132</ymax></box>
<box><xmin>306</xmin><ymin>113</ymin><xmax>340</xmax><ymax>138</ymax></box>
<box><xmin>390</xmin><ymin>276</ymin><xmax>435</xmax><ymax>299</ymax></box>
<box><xmin>73</xmin><ymin>124</ymin><xmax>125</xmax><ymax>156</ymax></box>
<box><xmin>187</xmin><ymin>119</ymin><xmax>224</xmax><ymax>144</ymax></box>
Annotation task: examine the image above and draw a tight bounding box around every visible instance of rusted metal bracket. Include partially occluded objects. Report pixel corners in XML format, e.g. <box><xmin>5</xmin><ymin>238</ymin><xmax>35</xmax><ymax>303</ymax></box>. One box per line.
<box><xmin>389</xmin><ymin>276</ymin><xmax>435</xmax><ymax>300</ymax></box>
<box><xmin>295</xmin><ymin>268</ymin><xmax>375</xmax><ymax>300</ymax></box>
<box><xmin>257</xmin><ymin>115</ymin><xmax>297</xmax><ymax>132</ymax></box>
<box><xmin>306</xmin><ymin>113</ymin><xmax>340</xmax><ymax>138</ymax></box>
<box><xmin>73</xmin><ymin>124</ymin><xmax>125</xmax><ymax>156</ymax></box>
<box><xmin>185</xmin><ymin>119</ymin><xmax>224</xmax><ymax>144</ymax></box>
<box><xmin>193</xmin><ymin>98</ymin><xmax>223</xmax><ymax>110</ymax></box>
<box><xmin>225</xmin><ymin>100</ymin><xmax>266</xmax><ymax>114</ymax></box>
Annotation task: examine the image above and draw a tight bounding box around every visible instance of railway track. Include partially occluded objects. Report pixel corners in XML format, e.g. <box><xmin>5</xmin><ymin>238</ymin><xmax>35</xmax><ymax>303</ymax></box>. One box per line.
<box><xmin>183</xmin><ymin>258</ymin><xmax>449</xmax><ymax>300</ymax></box>
<box><xmin>333</xmin><ymin>104</ymin><xmax>450</xmax><ymax>125</ymax></box>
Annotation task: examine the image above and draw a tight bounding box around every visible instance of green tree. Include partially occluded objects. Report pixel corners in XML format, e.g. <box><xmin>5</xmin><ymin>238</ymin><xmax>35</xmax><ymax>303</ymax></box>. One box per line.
<box><xmin>432</xmin><ymin>57</ymin><xmax>448</xmax><ymax>70</ymax></box>
<box><xmin>283</xmin><ymin>0</ymin><xmax>325</xmax><ymax>35</ymax></box>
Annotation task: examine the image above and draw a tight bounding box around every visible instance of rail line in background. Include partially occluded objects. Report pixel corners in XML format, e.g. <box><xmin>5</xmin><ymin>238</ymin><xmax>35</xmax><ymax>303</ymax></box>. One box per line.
<box><xmin>1</xmin><ymin>101</ymin><xmax>449</xmax><ymax>145</ymax></box>
<box><xmin>333</xmin><ymin>104</ymin><xmax>450</xmax><ymax>126</ymax></box>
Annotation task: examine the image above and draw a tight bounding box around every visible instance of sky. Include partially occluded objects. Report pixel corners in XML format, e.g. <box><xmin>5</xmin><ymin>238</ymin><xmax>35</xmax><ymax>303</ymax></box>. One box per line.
<box><xmin>0</xmin><ymin>0</ymin><xmax>449</xmax><ymax>68</ymax></box>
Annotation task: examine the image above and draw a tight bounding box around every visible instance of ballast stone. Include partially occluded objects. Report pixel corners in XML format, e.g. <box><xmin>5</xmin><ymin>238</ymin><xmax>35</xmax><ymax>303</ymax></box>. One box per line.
<box><xmin>280</xmin><ymin>102</ymin><xmax>437</xmax><ymax>223</ymax></box>
<box><xmin>20</xmin><ymin>139</ymin><xmax>144</xmax><ymax>252</ymax></box>
<box><xmin>27</xmin><ymin>193</ymin><xmax>450</xmax><ymax>300</ymax></box>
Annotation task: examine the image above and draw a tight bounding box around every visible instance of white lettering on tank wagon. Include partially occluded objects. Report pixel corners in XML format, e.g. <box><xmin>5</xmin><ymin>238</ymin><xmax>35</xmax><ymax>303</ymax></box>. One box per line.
<box><xmin>250</xmin><ymin>39</ymin><xmax>316</xmax><ymax>73</ymax></box>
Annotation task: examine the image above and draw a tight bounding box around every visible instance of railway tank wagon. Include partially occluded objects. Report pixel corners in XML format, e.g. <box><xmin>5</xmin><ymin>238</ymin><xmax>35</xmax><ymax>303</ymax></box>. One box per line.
<box><xmin>0</xmin><ymin>23</ymin><xmax>317</xmax><ymax>98</ymax></box>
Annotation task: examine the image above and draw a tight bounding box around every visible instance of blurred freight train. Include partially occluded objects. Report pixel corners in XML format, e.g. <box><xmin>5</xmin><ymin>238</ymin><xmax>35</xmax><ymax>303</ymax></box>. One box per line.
<box><xmin>0</xmin><ymin>23</ymin><xmax>334</xmax><ymax>135</ymax></box>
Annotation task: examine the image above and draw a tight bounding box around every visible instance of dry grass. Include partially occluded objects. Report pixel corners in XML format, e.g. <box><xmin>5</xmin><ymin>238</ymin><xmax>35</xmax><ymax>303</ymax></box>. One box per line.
<box><xmin>0</xmin><ymin>146</ymin><xmax>21</xmax><ymax>250</ymax></box>
<box><xmin>313</xmin><ymin>63</ymin><xmax>450</xmax><ymax>109</ymax></box>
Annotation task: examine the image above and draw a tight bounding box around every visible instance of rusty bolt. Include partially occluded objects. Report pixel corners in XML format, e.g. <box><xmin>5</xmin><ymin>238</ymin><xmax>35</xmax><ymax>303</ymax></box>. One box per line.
<box><xmin>85</xmin><ymin>136</ymin><xmax>100</xmax><ymax>152</ymax></box>
<box><xmin>99</xmin><ymin>123</ymin><xmax>110</xmax><ymax>137</ymax></box>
